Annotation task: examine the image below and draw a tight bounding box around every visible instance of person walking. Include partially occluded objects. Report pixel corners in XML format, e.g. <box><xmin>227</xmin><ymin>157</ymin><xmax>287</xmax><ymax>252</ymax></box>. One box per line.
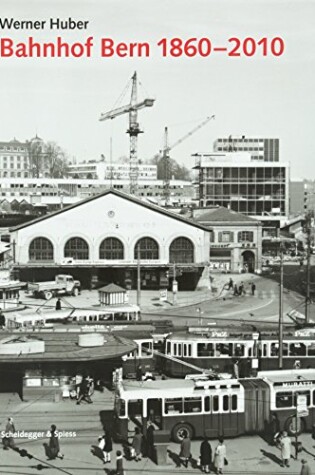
<box><xmin>233</xmin><ymin>284</ymin><xmax>239</xmax><ymax>296</ymax></box>
<box><xmin>55</xmin><ymin>298</ymin><xmax>62</xmax><ymax>310</ymax></box>
<box><xmin>227</xmin><ymin>278</ymin><xmax>233</xmax><ymax>290</ymax></box>
<box><xmin>300</xmin><ymin>459</ymin><xmax>312</xmax><ymax>475</ymax></box>
<box><xmin>3</xmin><ymin>417</ymin><xmax>16</xmax><ymax>450</ymax></box>
<box><xmin>200</xmin><ymin>437</ymin><xmax>212</xmax><ymax>473</ymax></box>
<box><xmin>131</xmin><ymin>427</ymin><xmax>143</xmax><ymax>461</ymax></box>
<box><xmin>116</xmin><ymin>450</ymin><xmax>125</xmax><ymax>475</ymax></box>
<box><xmin>76</xmin><ymin>376</ymin><xmax>93</xmax><ymax>405</ymax></box>
<box><xmin>214</xmin><ymin>438</ymin><xmax>226</xmax><ymax>474</ymax></box>
<box><xmin>47</xmin><ymin>425</ymin><xmax>64</xmax><ymax>460</ymax></box>
<box><xmin>238</xmin><ymin>282</ymin><xmax>244</xmax><ymax>296</ymax></box>
<box><xmin>280</xmin><ymin>431</ymin><xmax>291</xmax><ymax>468</ymax></box>
<box><xmin>179</xmin><ymin>433</ymin><xmax>191</xmax><ymax>468</ymax></box>
<box><xmin>104</xmin><ymin>431</ymin><xmax>113</xmax><ymax>463</ymax></box>
<box><xmin>251</xmin><ymin>282</ymin><xmax>256</xmax><ymax>296</ymax></box>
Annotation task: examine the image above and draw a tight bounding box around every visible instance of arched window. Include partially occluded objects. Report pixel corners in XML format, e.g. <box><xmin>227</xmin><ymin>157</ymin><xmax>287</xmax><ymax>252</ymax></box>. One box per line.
<box><xmin>134</xmin><ymin>237</ymin><xmax>159</xmax><ymax>260</ymax></box>
<box><xmin>169</xmin><ymin>237</ymin><xmax>194</xmax><ymax>264</ymax></box>
<box><xmin>29</xmin><ymin>237</ymin><xmax>54</xmax><ymax>261</ymax></box>
<box><xmin>99</xmin><ymin>237</ymin><xmax>124</xmax><ymax>260</ymax></box>
<box><xmin>64</xmin><ymin>237</ymin><xmax>89</xmax><ymax>260</ymax></box>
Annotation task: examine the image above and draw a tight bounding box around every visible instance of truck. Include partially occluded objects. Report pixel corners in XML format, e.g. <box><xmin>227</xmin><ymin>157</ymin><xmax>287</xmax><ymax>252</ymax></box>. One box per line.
<box><xmin>27</xmin><ymin>274</ymin><xmax>81</xmax><ymax>300</ymax></box>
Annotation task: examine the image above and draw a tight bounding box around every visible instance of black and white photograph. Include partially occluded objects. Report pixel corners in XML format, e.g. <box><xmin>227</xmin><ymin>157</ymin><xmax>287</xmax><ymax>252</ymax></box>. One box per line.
<box><xmin>0</xmin><ymin>1</ymin><xmax>315</xmax><ymax>474</ymax></box>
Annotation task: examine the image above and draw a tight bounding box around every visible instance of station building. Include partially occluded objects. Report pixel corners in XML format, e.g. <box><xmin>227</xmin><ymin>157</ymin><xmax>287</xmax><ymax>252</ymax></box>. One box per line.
<box><xmin>10</xmin><ymin>189</ymin><xmax>210</xmax><ymax>290</ymax></box>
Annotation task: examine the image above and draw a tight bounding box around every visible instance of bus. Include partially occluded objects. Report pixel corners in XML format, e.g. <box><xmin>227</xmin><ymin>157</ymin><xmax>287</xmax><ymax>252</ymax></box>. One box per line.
<box><xmin>162</xmin><ymin>328</ymin><xmax>315</xmax><ymax>377</ymax></box>
<box><xmin>113</xmin><ymin>369</ymin><xmax>315</xmax><ymax>443</ymax></box>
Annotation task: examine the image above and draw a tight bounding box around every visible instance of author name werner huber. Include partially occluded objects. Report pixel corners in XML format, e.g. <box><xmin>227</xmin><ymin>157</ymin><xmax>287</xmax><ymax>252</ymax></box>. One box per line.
<box><xmin>0</xmin><ymin>17</ymin><xmax>89</xmax><ymax>30</ymax></box>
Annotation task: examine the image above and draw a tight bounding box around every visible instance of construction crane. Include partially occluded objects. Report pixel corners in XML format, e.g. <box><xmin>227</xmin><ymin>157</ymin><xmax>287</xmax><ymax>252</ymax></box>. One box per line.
<box><xmin>161</xmin><ymin>115</ymin><xmax>215</xmax><ymax>206</ymax></box>
<box><xmin>99</xmin><ymin>72</ymin><xmax>155</xmax><ymax>195</ymax></box>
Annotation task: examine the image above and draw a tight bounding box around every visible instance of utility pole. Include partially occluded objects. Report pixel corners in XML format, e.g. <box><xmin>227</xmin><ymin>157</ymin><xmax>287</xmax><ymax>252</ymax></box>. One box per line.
<box><xmin>305</xmin><ymin>212</ymin><xmax>312</xmax><ymax>325</ymax></box>
<box><xmin>172</xmin><ymin>262</ymin><xmax>178</xmax><ymax>305</ymax></box>
<box><xmin>278</xmin><ymin>245</ymin><xmax>284</xmax><ymax>369</ymax></box>
<box><xmin>137</xmin><ymin>244</ymin><xmax>141</xmax><ymax>307</ymax></box>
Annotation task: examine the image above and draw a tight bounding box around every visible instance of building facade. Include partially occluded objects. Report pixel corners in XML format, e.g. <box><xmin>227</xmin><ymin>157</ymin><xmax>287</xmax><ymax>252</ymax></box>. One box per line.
<box><xmin>193</xmin><ymin>207</ymin><xmax>262</xmax><ymax>273</ymax></box>
<box><xmin>67</xmin><ymin>161</ymin><xmax>157</xmax><ymax>181</ymax></box>
<box><xmin>214</xmin><ymin>136</ymin><xmax>279</xmax><ymax>162</ymax></box>
<box><xmin>0</xmin><ymin>139</ymin><xmax>30</xmax><ymax>179</ymax></box>
<box><xmin>194</xmin><ymin>153</ymin><xmax>289</xmax><ymax>220</ymax></box>
<box><xmin>10</xmin><ymin>189</ymin><xmax>210</xmax><ymax>290</ymax></box>
<box><xmin>0</xmin><ymin>177</ymin><xmax>194</xmax><ymax>210</ymax></box>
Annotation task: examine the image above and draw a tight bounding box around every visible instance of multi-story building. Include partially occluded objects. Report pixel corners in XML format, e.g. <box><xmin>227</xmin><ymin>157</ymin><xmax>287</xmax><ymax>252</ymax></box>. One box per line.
<box><xmin>0</xmin><ymin>177</ymin><xmax>194</xmax><ymax>211</ymax></box>
<box><xmin>214</xmin><ymin>136</ymin><xmax>279</xmax><ymax>162</ymax></box>
<box><xmin>193</xmin><ymin>152</ymin><xmax>290</xmax><ymax>233</ymax></box>
<box><xmin>0</xmin><ymin>139</ymin><xmax>30</xmax><ymax>179</ymax></box>
<box><xmin>67</xmin><ymin>161</ymin><xmax>157</xmax><ymax>181</ymax></box>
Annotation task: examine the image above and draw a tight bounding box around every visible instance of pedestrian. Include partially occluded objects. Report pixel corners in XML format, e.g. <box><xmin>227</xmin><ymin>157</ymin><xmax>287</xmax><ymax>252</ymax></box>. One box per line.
<box><xmin>179</xmin><ymin>433</ymin><xmax>191</xmax><ymax>468</ymax></box>
<box><xmin>104</xmin><ymin>431</ymin><xmax>113</xmax><ymax>463</ymax></box>
<box><xmin>0</xmin><ymin>312</ymin><xmax>5</xmax><ymax>329</ymax></box>
<box><xmin>3</xmin><ymin>417</ymin><xmax>16</xmax><ymax>450</ymax></box>
<box><xmin>300</xmin><ymin>459</ymin><xmax>312</xmax><ymax>475</ymax></box>
<box><xmin>116</xmin><ymin>450</ymin><xmax>125</xmax><ymax>475</ymax></box>
<box><xmin>55</xmin><ymin>298</ymin><xmax>61</xmax><ymax>310</ymax></box>
<box><xmin>214</xmin><ymin>437</ymin><xmax>227</xmax><ymax>474</ymax></box>
<box><xmin>76</xmin><ymin>376</ymin><xmax>93</xmax><ymax>405</ymax></box>
<box><xmin>233</xmin><ymin>284</ymin><xmax>239</xmax><ymax>296</ymax></box>
<box><xmin>200</xmin><ymin>437</ymin><xmax>212</xmax><ymax>473</ymax></box>
<box><xmin>47</xmin><ymin>425</ymin><xmax>64</xmax><ymax>460</ymax></box>
<box><xmin>228</xmin><ymin>278</ymin><xmax>233</xmax><ymax>290</ymax></box>
<box><xmin>146</xmin><ymin>422</ymin><xmax>155</xmax><ymax>460</ymax></box>
<box><xmin>269</xmin><ymin>413</ymin><xmax>280</xmax><ymax>445</ymax></box>
<box><xmin>97</xmin><ymin>434</ymin><xmax>106</xmax><ymax>463</ymax></box>
<box><xmin>251</xmin><ymin>282</ymin><xmax>256</xmax><ymax>296</ymax></box>
<box><xmin>131</xmin><ymin>427</ymin><xmax>142</xmax><ymax>461</ymax></box>
<box><xmin>280</xmin><ymin>431</ymin><xmax>291</xmax><ymax>468</ymax></box>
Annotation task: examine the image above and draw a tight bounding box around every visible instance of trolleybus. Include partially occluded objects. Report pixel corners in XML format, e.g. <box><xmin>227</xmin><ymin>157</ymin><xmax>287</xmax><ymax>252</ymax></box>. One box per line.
<box><xmin>113</xmin><ymin>369</ymin><xmax>315</xmax><ymax>442</ymax></box>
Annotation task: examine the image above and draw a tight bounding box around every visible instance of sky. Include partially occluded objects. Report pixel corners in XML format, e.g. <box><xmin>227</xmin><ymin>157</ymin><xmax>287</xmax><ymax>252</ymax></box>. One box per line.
<box><xmin>0</xmin><ymin>0</ymin><xmax>314</xmax><ymax>178</ymax></box>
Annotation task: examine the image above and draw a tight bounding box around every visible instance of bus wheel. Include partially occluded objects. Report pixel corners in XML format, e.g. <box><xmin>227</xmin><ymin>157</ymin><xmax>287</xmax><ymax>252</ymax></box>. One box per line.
<box><xmin>172</xmin><ymin>423</ymin><xmax>193</xmax><ymax>443</ymax></box>
<box><xmin>284</xmin><ymin>416</ymin><xmax>305</xmax><ymax>436</ymax></box>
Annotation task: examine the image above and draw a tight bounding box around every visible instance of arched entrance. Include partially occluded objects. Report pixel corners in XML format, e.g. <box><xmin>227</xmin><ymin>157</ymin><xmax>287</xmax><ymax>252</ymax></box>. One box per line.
<box><xmin>242</xmin><ymin>250</ymin><xmax>255</xmax><ymax>272</ymax></box>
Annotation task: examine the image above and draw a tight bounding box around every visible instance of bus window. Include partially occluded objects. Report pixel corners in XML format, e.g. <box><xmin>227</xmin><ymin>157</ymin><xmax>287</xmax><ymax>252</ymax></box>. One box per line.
<box><xmin>231</xmin><ymin>394</ymin><xmax>238</xmax><ymax>411</ymax></box>
<box><xmin>307</xmin><ymin>343</ymin><xmax>315</xmax><ymax>356</ymax></box>
<box><xmin>184</xmin><ymin>397</ymin><xmax>202</xmax><ymax>413</ymax></box>
<box><xmin>313</xmin><ymin>390</ymin><xmax>315</xmax><ymax>406</ymax></box>
<box><xmin>294</xmin><ymin>391</ymin><xmax>310</xmax><ymax>407</ymax></box>
<box><xmin>270</xmin><ymin>343</ymin><xmax>279</xmax><ymax>357</ymax></box>
<box><xmin>213</xmin><ymin>395</ymin><xmax>219</xmax><ymax>412</ymax></box>
<box><xmin>182</xmin><ymin>343</ymin><xmax>192</xmax><ymax>357</ymax></box>
<box><xmin>176</xmin><ymin>344</ymin><xmax>182</xmax><ymax>357</ymax></box>
<box><xmin>142</xmin><ymin>341</ymin><xmax>153</xmax><ymax>356</ymax></box>
<box><xmin>118</xmin><ymin>399</ymin><xmax>126</xmax><ymax>417</ymax></box>
<box><xmin>234</xmin><ymin>344</ymin><xmax>244</xmax><ymax>357</ymax></box>
<box><xmin>204</xmin><ymin>396</ymin><xmax>210</xmax><ymax>412</ymax></box>
<box><xmin>276</xmin><ymin>392</ymin><xmax>293</xmax><ymax>408</ymax></box>
<box><xmin>166</xmin><ymin>341</ymin><xmax>171</xmax><ymax>355</ymax></box>
<box><xmin>187</xmin><ymin>344</ymin><xmax>192</xmax><ymax>357</ymax></box>
<box><xmin>165</xmin><ymin>398</ymin><xmax>183</xmax><ymax>414</ymax></box>
<box><xmin>289</xmin><ymin>343</ymin><xmax>306</xmax><ymax>357</ymax></box>
<box><xmin>128</xmin><ymin>399</ymin><xmax>143</xmax><ymax>418</ymax></box>
<box><xmin>222</xmin><ymin>395</ymin><xmax>229</xmax><ymax>412</ymax></box>
<box><xmin>262</xmin><ymin>343</ymin><xmax>267</xmax><ymax>357</ymax></box>
<box><xmin>218</xmin><ymin>343</ymin><xmax>233</xmax><ymax>357</ymax></box>
<box><xmin>282</xmin><ymin>343</ymin><xmax>288</xmax><ymax>357</ymax></box>
<box><xmin>198</xmin><ymin>343</ymin><xmax>213</xmax><ymax>357</ymax></box>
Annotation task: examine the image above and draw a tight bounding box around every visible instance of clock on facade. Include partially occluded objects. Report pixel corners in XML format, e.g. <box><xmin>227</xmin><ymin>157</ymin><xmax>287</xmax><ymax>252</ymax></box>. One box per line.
<box><xmin>108</xmin><ymin>210</ymin><xmax>115</xmax><ymax>218</ymax></box>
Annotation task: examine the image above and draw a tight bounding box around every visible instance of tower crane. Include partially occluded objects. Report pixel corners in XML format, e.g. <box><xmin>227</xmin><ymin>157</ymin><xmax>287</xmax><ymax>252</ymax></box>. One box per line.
<box><xmin>99</xmin><ymin>71</ymin><xmax>155</xmax><ymax>195</ymax></box>
<box><xmin>161</xmin><ymin>115</ymin><xmax>215</xmax><ymax>206</ymax></box>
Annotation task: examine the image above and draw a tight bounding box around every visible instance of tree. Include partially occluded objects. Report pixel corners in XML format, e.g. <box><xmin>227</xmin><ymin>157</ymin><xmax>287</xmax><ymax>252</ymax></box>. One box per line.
<box><xmin>28</xmin><ymin>137</ymin><xmax>69</xmax><ymax>178</ymax></box>
<box><xmin>148</xmin><ymin>155</ymin><xmax>192</xmax><ymax>181</ymax></box>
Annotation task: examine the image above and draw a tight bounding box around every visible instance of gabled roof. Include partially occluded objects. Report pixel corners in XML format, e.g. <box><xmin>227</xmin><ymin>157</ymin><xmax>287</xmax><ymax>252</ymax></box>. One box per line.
<box><xmin>98</xmin><ymin>283</ymin><xmax>126</xmax><ymax>293</ymax></box>
<box><xmin>10</xmin><ymin>189</ymin><xmax>210</xmax><ymax>232</ymax></box>
<box><xmin>194</xmin><ymin>207</ymin><xmax>261</xmax><ymax>224</ymax></box>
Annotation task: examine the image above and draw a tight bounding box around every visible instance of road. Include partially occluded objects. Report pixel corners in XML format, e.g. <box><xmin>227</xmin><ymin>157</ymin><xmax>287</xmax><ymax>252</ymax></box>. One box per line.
<box><xmin>143</xmin><ymin>275</ymin><xmax>306</xmax><ymax>329</ymax></box>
